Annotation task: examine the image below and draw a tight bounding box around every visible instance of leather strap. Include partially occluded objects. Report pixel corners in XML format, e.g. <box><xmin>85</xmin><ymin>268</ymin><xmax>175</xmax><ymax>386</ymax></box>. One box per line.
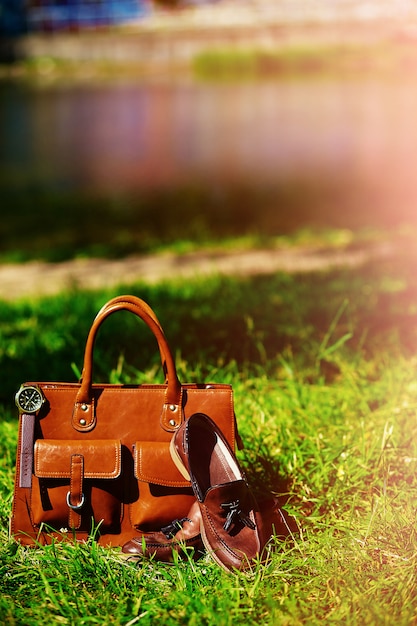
<box><xmin>95</xmin><ymin>295</ymin><xmax>164</xmax><ymax>331</ymax></box>
<box><xmin>95</xmin><ymin>295</ymin><xmax>168</xmax><ymax>380</ymax></box>
<box><xmin>72</xmin><ymin>296</ymin><xmax>182</xmax><ymax>433</ymax></box>
<box><xmin>68</xmin><ymin>454</ymin><xmax>84</xmax><ymax>529</ymax></box>
<box><xmin>19</xmin><ymin>413</ymin><xmax>35</xmax><ymax>488</ymax></box>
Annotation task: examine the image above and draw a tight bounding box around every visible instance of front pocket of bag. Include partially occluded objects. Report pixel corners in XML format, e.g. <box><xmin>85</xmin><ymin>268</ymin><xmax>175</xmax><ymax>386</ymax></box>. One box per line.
<box><xmin>130</xmin><ymin>441</ymin><xmax>194</xmax><ymax>532</ymax></box>
<box><xmin>31</xmin><ymin>439</ymin><xmax>123</xmax><ymax>533</ymax></box>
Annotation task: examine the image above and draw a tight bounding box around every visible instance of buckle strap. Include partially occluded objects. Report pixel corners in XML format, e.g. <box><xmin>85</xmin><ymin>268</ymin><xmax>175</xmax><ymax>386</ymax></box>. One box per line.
<box><xmin>67</xmin><ymin>454</ymin><xmax>84</xmax><ymax>529</ymax></box>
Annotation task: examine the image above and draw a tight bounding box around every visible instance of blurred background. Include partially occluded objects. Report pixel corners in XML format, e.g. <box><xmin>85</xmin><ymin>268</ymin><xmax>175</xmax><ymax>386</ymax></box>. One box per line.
<box><xmin>1</xmin><ymin>0</ymin><xmax>417</xmax><ymax>264</ymax></box>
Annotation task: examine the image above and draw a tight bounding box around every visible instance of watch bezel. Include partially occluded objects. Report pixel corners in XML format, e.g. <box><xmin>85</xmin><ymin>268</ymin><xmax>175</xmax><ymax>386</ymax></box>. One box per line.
<box><xmin>15</xmin><ymin>385</ymin><xmax>44</xmax><ymax>414</ymax></box>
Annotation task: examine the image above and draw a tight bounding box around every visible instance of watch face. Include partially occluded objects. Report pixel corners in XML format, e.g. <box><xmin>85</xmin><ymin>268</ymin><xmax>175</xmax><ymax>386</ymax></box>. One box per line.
<box><xmin>16</xmin><ymin>386</ymin><xmax>44</xmax><ymax>414</ymax></box>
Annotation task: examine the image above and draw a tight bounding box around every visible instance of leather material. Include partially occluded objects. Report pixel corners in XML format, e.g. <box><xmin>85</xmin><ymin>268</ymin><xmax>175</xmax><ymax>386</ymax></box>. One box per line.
<box><xmin>121</xmin><ymin>496</ymin><xmax>295</xmax><ymax>565</ymax></box>
<box><xmin>19</xmin><ymin>414</ymin><xmax>35</xmax><ymax>488</ymax></box>
<box><xmin>200</xmin><ymin>482</ymin><xmax>262</xmax><ymax>571</ymax></box>
<box><xmin>68</xmin><ymin>454</ymin><xmax>84</xmax><ymax>529</ymax></box>
<box><xmin>31</xmin><ymin>439</ymin><xmax>123</xmax><ymax>532</ymax></box>
<box><xmin>122</xmin><ymin>500</ymin><xmax>203</xmax><ymax>562</ymax></box>
<box><xmin>34</xmin><ymin>439</ymin><xmax>122</xmax><ymax>479</ymax></box>
<box><xmin>72</xmin><ymin>297</ymin><xmax>184</xmax><ymax>433</ymax></box>
<box><xmin>10</xmin><ymin>295</ymin><xmax>237</xmax><ymax>547</ymax></box>
<box><xmin>170</xmin><ymin>412</ymin><xmax>265</xmax><ymax>572</ymax></box>
<box><xmin>133</xmin><ymin>441</ymin><xmax>190</xmax><ymax>487</ymax></box>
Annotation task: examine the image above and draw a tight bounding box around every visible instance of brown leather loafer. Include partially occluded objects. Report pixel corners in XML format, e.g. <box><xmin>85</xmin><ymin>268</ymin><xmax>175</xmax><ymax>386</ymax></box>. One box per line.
<box><xmin>170</xmin><ymin>412</ymin><xmax>267</xmax><ymax>572</ymax></box>
<box><xmin>122</xmin><ymin>500</ymin><xmax>203</xmax><ymax>562</ymax></box>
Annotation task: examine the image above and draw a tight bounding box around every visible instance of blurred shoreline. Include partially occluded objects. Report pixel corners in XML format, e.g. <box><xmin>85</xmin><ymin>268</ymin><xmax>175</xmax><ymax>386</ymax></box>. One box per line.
<box><xmin>2</xmin><ymin>1</ymin><xmax>417</xmax><ymax>76</ymax></box>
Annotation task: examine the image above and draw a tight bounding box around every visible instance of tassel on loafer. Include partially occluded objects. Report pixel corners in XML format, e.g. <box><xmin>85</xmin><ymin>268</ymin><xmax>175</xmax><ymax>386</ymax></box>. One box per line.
<box><xmin>122</xmin><ymin>500</ymin><xmax>204</xmax><ymax>562</ymax></box>
<box><xmin>170</xmin><ymin>412</ymin><xmax>267</xmax><ymax>572</ymax></box>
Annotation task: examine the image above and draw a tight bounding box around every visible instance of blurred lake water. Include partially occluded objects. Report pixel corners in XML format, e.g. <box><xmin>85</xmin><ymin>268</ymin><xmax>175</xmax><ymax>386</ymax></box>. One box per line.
<box><xmin>1</xmin><ymin>73</ymin><xmax>417</xmax><ymax>231</ymax></box>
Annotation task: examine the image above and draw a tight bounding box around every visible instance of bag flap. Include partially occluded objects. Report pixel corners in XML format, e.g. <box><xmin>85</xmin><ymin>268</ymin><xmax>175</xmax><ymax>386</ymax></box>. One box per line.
<box><xmin>34</xmin><ymin>439</ymin><xmax>121</xmax><ymax>479</ymax></box>
<box><xmin>134</xmin><ymin>441</ymin><xmax>191</xmax><ymax>488</ymax></box>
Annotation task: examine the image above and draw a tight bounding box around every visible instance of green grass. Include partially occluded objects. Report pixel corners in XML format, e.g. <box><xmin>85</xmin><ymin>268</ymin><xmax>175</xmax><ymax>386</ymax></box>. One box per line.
<box><xmin>1</xmin><ymin>238</ymin><xmax>417</xmax><ymax>624</ymax></box>
<box><xmin>0</xmin><ymin>173</ymin><xmax>405</xmax><ymax>264</ymax></box>
<box><xmin>192</xmin><ymin>42</ymin><xmax>411</xmax><ymax>80</ymax></box>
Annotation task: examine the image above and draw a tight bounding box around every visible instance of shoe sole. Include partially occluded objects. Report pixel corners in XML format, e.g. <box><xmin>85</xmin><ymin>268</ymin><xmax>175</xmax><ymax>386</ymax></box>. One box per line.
<box><xmin>200</xmin><ymin>518</ymin><xmax>234</xmax><ymax>573</ymax></box>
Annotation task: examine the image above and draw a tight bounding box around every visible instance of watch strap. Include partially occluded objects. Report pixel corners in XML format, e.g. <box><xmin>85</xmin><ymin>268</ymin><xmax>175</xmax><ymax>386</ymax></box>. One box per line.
<box><xmin>19</xmin><ymin>413</ymin><xmax>35</xmax><ymax>488</ymax></box>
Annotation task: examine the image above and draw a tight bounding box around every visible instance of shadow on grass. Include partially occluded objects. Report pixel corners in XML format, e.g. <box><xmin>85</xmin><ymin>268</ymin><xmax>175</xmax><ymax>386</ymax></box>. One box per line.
<box><xmin>0</xmin><ymin>177</ymin><xmax>405</xmax><ymax>263</ymax></box>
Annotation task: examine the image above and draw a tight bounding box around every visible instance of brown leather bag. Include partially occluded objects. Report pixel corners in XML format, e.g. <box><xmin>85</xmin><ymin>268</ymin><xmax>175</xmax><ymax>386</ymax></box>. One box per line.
<box><xmin>10</xmin><ymin>295</ymin><xmax>238</xmax><ymax>547</ymax></box>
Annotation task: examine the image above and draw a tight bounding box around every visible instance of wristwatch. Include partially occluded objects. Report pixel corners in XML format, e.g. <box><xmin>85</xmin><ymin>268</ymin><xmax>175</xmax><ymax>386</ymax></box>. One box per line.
<box><xmin>15</xmin><ymin>385</ymin><xmax>45</xmax><ymax>414</ymax></box>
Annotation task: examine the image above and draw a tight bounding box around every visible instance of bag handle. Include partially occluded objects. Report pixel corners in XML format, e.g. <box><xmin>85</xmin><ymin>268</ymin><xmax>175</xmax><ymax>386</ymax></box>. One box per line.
<box><xmin>72</xmin><ymin>296</ymin><xmax>182</xmax><ymax>433</ymax></box>
<box><xmin>95</xmin><ymin>295</ymin><xmax>164</xmax><ymax>330</ymax></box>
<box><xmin>95</xmin><ymin>295</ymin><xmax>168</xmax><ymax>381</ymax></box>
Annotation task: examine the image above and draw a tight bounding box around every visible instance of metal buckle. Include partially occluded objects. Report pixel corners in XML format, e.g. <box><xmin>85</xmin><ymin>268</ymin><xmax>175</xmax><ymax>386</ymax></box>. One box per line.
<box><xmin>66</xmin><ymin>491</ymin><xmax>85</xmax><ymax>511</ymax></box>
